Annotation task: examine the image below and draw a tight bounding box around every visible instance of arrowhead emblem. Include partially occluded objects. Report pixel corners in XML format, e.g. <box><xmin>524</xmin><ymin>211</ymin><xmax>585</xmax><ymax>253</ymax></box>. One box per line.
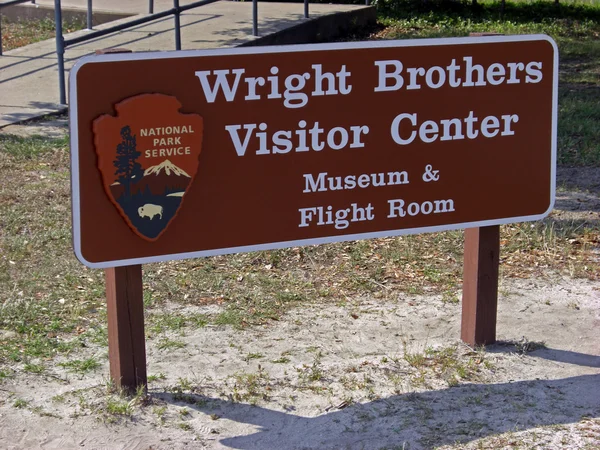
<box><xmin>93</xmin><ymin>94</ymin><xmax>204</xmax><ymax>241</ymax></box>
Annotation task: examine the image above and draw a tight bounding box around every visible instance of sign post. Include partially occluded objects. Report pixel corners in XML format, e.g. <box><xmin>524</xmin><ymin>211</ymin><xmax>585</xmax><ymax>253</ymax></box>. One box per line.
<box><xmin>462</xmin><ymin>225</ymin><xmax>500</xmax><ymax>346</ymax></box>
<box><xmin>105</xmin><ymin>265</ymin><xmax>147</xmax><ymax>391</ymax></box>
<box><xmin>70</xmin><ymin>36</ymin><xmax>557</xmax><ymax>389</ymax></box>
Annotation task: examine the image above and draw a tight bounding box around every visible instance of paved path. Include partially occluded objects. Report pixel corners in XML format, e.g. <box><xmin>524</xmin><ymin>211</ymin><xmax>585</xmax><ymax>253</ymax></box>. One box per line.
<box><xmin>36</xmin><ymin>0</ymin><xmax>230</xmax><ymax>15</ymax></box>
<box><xmin>0</xmin><ymin>1</ymin><xmax>373</xmax><ymax>127</ymax></box>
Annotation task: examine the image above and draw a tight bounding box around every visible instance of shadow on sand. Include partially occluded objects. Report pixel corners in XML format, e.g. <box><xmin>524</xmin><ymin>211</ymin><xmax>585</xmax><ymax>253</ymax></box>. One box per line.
<box><xmin>153</xmin><ymin>346</ymin><xmax>600</xmax><ymax>449</ymax></box>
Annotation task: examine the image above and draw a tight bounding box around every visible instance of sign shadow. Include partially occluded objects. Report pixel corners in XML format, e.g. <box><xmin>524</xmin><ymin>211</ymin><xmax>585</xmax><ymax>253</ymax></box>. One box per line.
<box><xmin>154</xmin><ymin>372</ymin><xmax>600</xmax><ymax>449</ymax></box>
<box><xmin>489</xmin><ymin>342</ymin><xmax>600</xmax><ymax>368</ymax></box>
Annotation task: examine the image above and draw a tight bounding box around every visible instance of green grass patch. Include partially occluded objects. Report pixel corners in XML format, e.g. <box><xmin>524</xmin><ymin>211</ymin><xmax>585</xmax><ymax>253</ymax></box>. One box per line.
<box><xmin>0</xmin><ymin>135</ymin><xmax>106</xmax><ymax>368</ymax></box>
<box><xmin>272</xmin><ymin>356</ymin><xmax>292</xmax><ymax>364</ymax></box>
<box><xmin>146</xmin><ymin>312</ymin><xmax>209</xmax><ymax>336</ymax></box>
<box><xmin>401</xmin><ymin>343</ymin><xmax>491</xmax><ymax>387</ymax></box>
<box><xmin>157</xmin><ymin>338</ymin><xmax>186</xmax><ymax>350</ymax></box>
<box><xmin>146</xmin><ymin>312</ymin><xmax>186</xmax><ymax>335</ymax></box>
<box><xmin>148</xmin><ymin>373</ymin><xmax>167</xmax><ymax>382</ymax></box>
<box><xmin>0</xmin><ymin>17</ymin><xmax>85</xmax><ymax>53</ymax></box>
<box><xmin>0</xmin><ymin>134</ymin><xmax>69</xmax><ymax>160</ymax></box>
<box><xmin>59</xmin><ymin>357</ymin><xmax>101</xmax><ymax>375</ymax></box>
<box><xmin>214</xmin><ymin>309</ymin><xmax>245</xmax><ymax>328</ymax></box>
<box><xmin>245</xmin><ymin>352</ymin><xmax>264</xmax><ymax>361</ymax></box>
<box><xmin>23</xmin><ymin>363</ymin><xmax>45</xmax><ymax>374</ymax></box>
<box><xmin>0</xmin><ymin>299</ymin><xmax>85</xmax><ymax>363</ymax></box>
<box><xmin>229</xmin><ymin>368</ymin><xmax>272</xmax><ymax>404</ymax></box>
<box><xmin>296</xmin><ymin>351</ymin><xmax>325</xmax><ymax>384</ymax></box>
<box><xmin>13</xmin><ymin>398</ymin><xmax>28</xmax><ymax>408</ymax></box>
<box><xmin>105</xmin><ymin>397</ymin><xmax>133</xmax><ymax>416</ymax></box>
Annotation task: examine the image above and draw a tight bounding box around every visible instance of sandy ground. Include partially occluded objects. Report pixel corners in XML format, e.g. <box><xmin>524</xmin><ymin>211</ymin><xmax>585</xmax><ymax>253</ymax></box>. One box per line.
<box><xmin>0</xmin><ymin>118</ymin><xmax>599</xmax><ymax>449</ymax></box>
<box><xmin>0</xmin><ymin>276</ymin><xmax>599</xmax><ymax>449</ymax></box>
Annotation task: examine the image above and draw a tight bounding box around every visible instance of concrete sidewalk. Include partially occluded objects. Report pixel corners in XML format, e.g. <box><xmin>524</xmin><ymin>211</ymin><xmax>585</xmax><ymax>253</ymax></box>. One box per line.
<box><xmin>34</xmin><ymin>0</ymin><xmax>211</xmax><ymax>15</ymax></box>
<box><xmin>0</xmin><ymin>1</ymin><xmax>375</xmax><ymax>127</ymax></box>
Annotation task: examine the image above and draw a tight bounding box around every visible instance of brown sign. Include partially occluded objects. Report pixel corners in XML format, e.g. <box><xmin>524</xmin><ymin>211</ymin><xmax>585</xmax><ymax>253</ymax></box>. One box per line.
<box><xmin>70</xmin><ymin>35</ymin><xmax>557</xmax><ymax>268</ymax></box>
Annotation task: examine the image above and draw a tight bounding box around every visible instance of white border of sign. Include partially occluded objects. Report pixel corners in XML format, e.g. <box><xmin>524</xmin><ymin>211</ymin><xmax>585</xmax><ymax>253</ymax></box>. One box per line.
<box><xmin>70</xmin><ymin>34</ymin><xmax>558</xmax><ymax>269</ymax></box>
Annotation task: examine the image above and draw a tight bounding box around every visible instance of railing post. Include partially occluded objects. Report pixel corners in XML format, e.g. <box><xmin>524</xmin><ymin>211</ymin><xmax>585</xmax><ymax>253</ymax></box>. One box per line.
<box><xmin>148</xmin><ymin>0</ymin><xmax>154</xmax><ymax>14</ymax></box>
<box><xmin>252</xmin><ymin>0</ymin><xmax>258</xmax><ymax>36</ymax></box>
<box><xmin>0</xmin><ymin>13</ymin><xmax>3</xmax><ymax>56</ymax></box>
<box><xmin>173</xmin><ymin>0</ymin><xmax>181</xmax><ymax>50</ymax></box>
<box><xmin>304</xmin><ymin>0</ymin><xmax>308</xmax><ymax>19</ymax></box>
<box><xmin>54</xmin><ymin>0</ymin><xmax>66</xmax><ymax>104</ymax></box>
<box><xmin>87</xmin><ymin>0</ymin><xmax>93</xmax><ymax>30</ymax></box>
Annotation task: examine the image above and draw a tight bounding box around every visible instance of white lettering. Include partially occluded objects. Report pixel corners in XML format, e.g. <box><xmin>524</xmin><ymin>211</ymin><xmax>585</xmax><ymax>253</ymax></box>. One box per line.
<box><xmin>195</xmin><ymin>69</ymin><xmax>245</xmax><ymax>103</ymax></box>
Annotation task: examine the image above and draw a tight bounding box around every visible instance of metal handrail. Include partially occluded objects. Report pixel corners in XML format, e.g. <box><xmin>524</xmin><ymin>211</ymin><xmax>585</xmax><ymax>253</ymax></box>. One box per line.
<box><xmin>4</xmin><ymin>0</ymin><xmax>317</xmax><ymax>104</ymax></box>
<box><xmin>0</xmin><ymin>0</ymin><xmax>36</xmax><ymax>56</ymax></box>
<box><xmin>53</xmin><ymin>0</ymin><xmax>314</xmax><ymax>105</ymax></box>
<box><xmin>52</xmin><ymin>0</ymin><xmax>228</xmax><ymax>104</ymax></box>
<box><xmin>62</xmin><ymin>0</ymin><xmax>219</xmax><ymax>47</ymax></box>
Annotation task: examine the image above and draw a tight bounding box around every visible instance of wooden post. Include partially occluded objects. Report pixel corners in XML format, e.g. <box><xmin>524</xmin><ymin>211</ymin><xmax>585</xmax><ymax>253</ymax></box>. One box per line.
<box><xmin>461</xmin><ymin>226</ymin><xmax>500</xmax><ymax>346</ymax></box>
<box><xmin>105</xmin><ymin>265</ymin><xmax>147</xmax><ymax>392</ymax></box>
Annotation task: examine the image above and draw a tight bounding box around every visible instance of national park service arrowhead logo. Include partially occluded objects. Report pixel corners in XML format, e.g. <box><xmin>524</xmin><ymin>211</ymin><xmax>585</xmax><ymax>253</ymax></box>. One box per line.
<box><xmin>93</xmin><ymin>94</ymin><xmax>203</xmax><ymax>241</ymax></box>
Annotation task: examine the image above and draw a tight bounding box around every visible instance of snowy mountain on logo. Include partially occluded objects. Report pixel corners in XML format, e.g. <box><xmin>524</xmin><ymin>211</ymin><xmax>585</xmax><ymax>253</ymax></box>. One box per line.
<box><xmin>110</xmin><ymin>159</ymin><xmax>191</xmax><ymax>198</ymax></box>
<box><xmin>144</xmin><ymin>159</ymin><xmax>191</xmax><ymax>178</ymax></box>
<box><xmin>140</xmin><ymin>159</ymin><xmax>190</xmax><ymax>196</ymax></box>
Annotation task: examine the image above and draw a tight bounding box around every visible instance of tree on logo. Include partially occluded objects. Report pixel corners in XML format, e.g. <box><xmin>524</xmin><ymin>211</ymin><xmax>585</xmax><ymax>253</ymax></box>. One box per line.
<box><xmin>113</xmin><ymin>125</ymin><xmax>143</xmax><ymax>199</ymax></box>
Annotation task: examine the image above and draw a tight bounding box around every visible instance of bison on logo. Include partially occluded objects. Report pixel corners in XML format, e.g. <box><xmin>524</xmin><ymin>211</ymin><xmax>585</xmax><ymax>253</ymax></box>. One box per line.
<box><xmin>93</xmin><ymin>94</ymin><xmax>203</xmax><ymax>241</ymax></box>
